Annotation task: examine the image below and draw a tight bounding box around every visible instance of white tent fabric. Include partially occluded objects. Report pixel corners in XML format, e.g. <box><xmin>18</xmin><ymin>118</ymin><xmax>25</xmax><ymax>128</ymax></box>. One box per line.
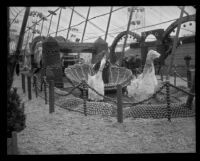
<box><xmin>9</xmin><ymin>6</ymin><xmax>196</xmax><ymax>47</ymax></box>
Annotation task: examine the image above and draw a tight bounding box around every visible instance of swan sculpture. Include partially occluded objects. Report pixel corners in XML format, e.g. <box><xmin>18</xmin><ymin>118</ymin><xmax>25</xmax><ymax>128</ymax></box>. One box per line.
<box><xmin>127</xmin><ymin>49</ymin><xmax>160</xmax><ymax>101</ymax></box>
<box><xmin>88</xmin><ymin>51</ymin><xmax>107</xmax><ymax>101</ymax></box>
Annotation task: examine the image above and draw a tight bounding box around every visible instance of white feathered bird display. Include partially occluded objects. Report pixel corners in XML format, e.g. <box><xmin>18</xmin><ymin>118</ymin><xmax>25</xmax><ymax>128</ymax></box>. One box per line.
<box><xmin>127</xmin><ymin>50</ymin><xmax>160</xmax><ymax>101</ymax></box>
<box><xmin>88</xmin><ymin>52</ymin><xmax>107</xmax><ymax>101</ymax></box>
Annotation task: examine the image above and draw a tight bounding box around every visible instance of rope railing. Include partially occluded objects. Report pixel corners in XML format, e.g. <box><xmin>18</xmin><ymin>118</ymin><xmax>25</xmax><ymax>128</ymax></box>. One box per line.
<box><xmin>42</xmin><ymin>76</ymin><xmax>83</xmax><ymax>96</ymax></box>
<box><xmin>158</xmin><ymin>90</ymin><xmax>186</xmax><ymax>101</ymax></box>
<box><xmin>27</xmin><ymin>73</ymin><xmax>195</xmax><ymax>122</ymax></box>
<box><xmin>123</xmin><ymin>82</ymin><xmax>167</xmax><ymax>106</ymax></box>
<box><xmin>82</xmin><ymin>80</ymin><xmax>117</xmax><ymax>104</ymax></box>
<box><xmin>34</xmin><ymin>74</ymin><xmax>195</xmax><ymax>106</ymax></box>
<box><xmin>174</xmin><ymin>71</ymin><xmax>193</xmax><ymax>84</ymax></box>
<box><xmin>166</xmin><ymin>81</ymin><xmax>195</xmax><ymax>97</ymax></box>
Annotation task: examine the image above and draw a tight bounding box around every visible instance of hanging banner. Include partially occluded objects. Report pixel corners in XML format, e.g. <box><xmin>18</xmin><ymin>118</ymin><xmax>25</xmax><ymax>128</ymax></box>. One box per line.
<box><xmin>128</xmin><ymin>7</ymin><xmax>145</xmax><ymax>31</ymax></box>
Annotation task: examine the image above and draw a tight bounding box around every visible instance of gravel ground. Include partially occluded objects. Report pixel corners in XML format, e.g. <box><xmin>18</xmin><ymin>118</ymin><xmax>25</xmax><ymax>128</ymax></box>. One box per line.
<box><xmin>11</xmin><ymin>74</ymin><xmax>196</xmax><ymax>154</ymax></box>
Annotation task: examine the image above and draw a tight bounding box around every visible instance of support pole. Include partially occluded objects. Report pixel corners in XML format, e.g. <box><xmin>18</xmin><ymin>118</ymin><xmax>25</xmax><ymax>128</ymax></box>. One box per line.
<box><xmin>166</xmin><ymin>81</ymin><xmax>171</xmax><ymax>122</ymax></box>
<box><xmin>55</xmin><ymin>8</ymin><xmax>62</xmax><ymax>37</ymax></box>
<box><xmin>186</xmin><ymin>69</ymin><xmax>195</xmax><ymax>109</ymax></box>
<box><xmin>21</xmin><ymin>73</ymin><xmax>25</xmax><ymax>93</ymax></box>
<box><xmin>66</xmin><ymin>7</ymin><xmax>74</xmax><ymax>40</ymax></box>
<box><xmin>166</xmin><ymin>6</ymin><xmax>185</xmax><ymax>81</ymax></box>
<box><xmin>27</xmin><ymin>75</ymin><xmax>32</xmax><ymax>100</ymax></box>
<box><xmin>47</xmin><ymin>14</ymin><xmax>53</xmax><ymax>36</ymax></box>
<box><xmin>69</xmin><ymin>7</ymin><xmax>111</xmax><ymax>37</ymax></box>
<box><xmin>104</xmin><ymin>6</ymin><xmax>113</xmax><ymax>41</ymax></box>
<box><xmin>184</xmin><ymin>56</ymin><xmax>192</xmax><ymax>88</ymax></box>
<box><xmin>174</xmin><ymin>65</ymin><xmax>177</xmax><ymax>86</ymax></box>
<box><xmin>23</xmin><ymin>29</ymin><xmax>31</xmax><ymax>67</ymax></box>
<box><xmin>81</xmin><ymin>7</ymin><xmax>91</xmax><ymax>43</ymax></box>
<box><xmin>118</xmin><ymin>6</ymin><xmax>134</xmax><ymax>66</ymax></box>
<box><xmin>160</xmin><ymin>66</ymin><xmax>163</xmax><ymax>81</ymax></box>
<box><xmin>187</xmin><ymin>70</ymin><xmax>192</xmax><ymax>88</ymax></box>
<box><xmin>15</xmin><ymin>7</ymin><xmax>30</xmax><ymax>55</ymax></box>
<box><xmin>49</xmin><ymin>80</ymin><xmax>55</xmax><ymax>113</ymax></box>
<box><xmin>40</xmin><ymin>18</ymin><xmax>44</xmax><ymax>36</ymax></box>
<box><xmin>44</xmin><ymin>77</ymin><xmax>47</xmax><ymax>104</ymax></box>
<box><xmin>9</xmin><ymin>7</ymin><xmax>30</xmax><ymax>90</ymax></box>
<box><xmin>117</xmin><ymin>84</ymin><xmax>123</xmax><ymax>123</ymax></box>
<box><xmin>82</xmin><ymin>80</ymin><xmax>87</xmax><ymax>116</ymax></box>
<box><xmin>33</xmin><ymin>75</ymin><xmax>38</xmax><ymax>98</ymax></box>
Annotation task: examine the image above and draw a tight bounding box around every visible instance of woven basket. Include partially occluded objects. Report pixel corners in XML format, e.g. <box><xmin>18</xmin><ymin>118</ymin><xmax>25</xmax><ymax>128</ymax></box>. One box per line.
<box><xmin>64</xmin><ymin>63</ymin><xmax>133</xmax><ymax>90</ymax></box>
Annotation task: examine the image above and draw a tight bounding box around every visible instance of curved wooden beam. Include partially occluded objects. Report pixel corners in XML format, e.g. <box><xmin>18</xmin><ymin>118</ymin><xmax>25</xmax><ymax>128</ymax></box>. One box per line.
<box><xmin>110</xmin><ymin>31</ymin><xmax>141</xmax><ymax>65</ymax></box>
<box><xmin>30</xmin><ymin>35</ymin><xmax>46</xmax><ymax>54</ymax></box>
<box><xmin>162</xmin><ymin>14</ymin><xmax>195</xmax><ymax>42</ymax></box>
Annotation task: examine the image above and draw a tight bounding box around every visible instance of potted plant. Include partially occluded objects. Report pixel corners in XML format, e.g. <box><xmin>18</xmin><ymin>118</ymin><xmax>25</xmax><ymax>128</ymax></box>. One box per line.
<box><xmin>7</xmin><ymin>87</ymin><xmax>26</xmax><ymax>154</ymax></box>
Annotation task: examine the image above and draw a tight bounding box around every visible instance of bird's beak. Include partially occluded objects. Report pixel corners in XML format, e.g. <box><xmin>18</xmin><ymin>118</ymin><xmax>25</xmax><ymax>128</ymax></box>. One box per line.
<box><xmin>103</xmin><ymin>51</ymin><xmax>108</xmax><ymax>59</ymax></box>
<box><xmin>157</xmin><ymin>53</ymin><xmax>161</xmax><ymax>58</ymax></box>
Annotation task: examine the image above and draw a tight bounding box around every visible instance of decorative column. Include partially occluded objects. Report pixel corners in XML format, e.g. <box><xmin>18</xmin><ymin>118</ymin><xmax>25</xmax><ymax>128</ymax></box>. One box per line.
<box><xmin>42</xmin><ymin>37</ymin><xmax>63</xmax><ymax>88</ymax></box>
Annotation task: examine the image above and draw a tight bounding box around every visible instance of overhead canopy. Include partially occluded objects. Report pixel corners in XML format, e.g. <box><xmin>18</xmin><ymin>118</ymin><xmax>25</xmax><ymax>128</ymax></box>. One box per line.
<box><xmin>9</xmin><ymin>6</ymin><xmax>196</xmax><ymax>48</ymax></box>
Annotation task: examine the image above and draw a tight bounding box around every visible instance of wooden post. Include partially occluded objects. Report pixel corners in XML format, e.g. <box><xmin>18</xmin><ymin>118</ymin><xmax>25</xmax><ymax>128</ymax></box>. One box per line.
<box><xmin>66</xmin><ymin>7</ymin><xmax>74</xmax><ymax>40</ymax></box>
<box><xmin>160</xmin><ymin>66</ymin><xmax>163</xmax><ymax>81</ymax></box>
<box><xmin>12</xmin><ymin>131</ymin><xmax>18</xmax><ymax>155</ymax></box>
<box><xmin>55</xmin><ymin>8</ymin><xmax>62</xmax><ymax>36</ymax></box>
<box><xmin>174</xmin><ymin>65</ymin><xmax>177</xmax><ymax>86</ymax></box>
<box><xmin>82</xmin><ymin>81</ymin><xmax>87</xmax><ymax>116</ymax></box>
<box><xmin>44</xmin><ymin>77</ymin><xmax>47</xmax><ymax>104</ymax></box>
<box><xmin>33</xmin><ymin>75</ymin><xmax>38</xmax><ymax>98</ymax></box>
<box><xmin>190</xmin><ymin>69</ymin><xmax>195</xmax><ymax>87</ymax></box>
<box><xmin>166</xmin><ymin>81</ymin><xmax>171</xmax><ymax>122</ymax></box>
<box><xmin>186</xmin><ymin>69</ymin><xmax>195</xmax><ymax>109</ymax></box>
<box><xmin>27</xmin><ymin>75</ymin><xmax>32</xmax><ymax>100</ymax></box>
<box><xmin>118</xmin><ymin>7</ymin><xmax>134</xmax><ymax>66</ymax></box>
<box><xmin>184</xmin><ymin>55</ymin><xmax>192</xmax><ymax>88</ymax></box>
<box><xmin>166</xmin><ymin>6</ymin><xmax>185</xmax><ymax>81</ymax></box>
<box><xmin>187</xmin><ymin>71</ymin><xmax>192</xmax><ymax>88</ymax></box>
<box><xmin>104</xmin><ymin>6</ymin><xmax>113</xmax><ymax>41</ymax></box>
<box><xmin>81</xmin><ymin>7</ymin><xmax>91</xmax><ymax>43</ymax></box>
<box><xmin>49</xmin><ymin>80</ymin><xmax>55</xmax><ymax>113</ymax></box>
<box><xmin>117</xmin><ymin>84</ymin><xmax>123</xmax><ymax>123</ymax></box>
<box><xmin>21</xmin><ymin>73</ymin><xmax>25</xmax><ymax>93</ymax></box>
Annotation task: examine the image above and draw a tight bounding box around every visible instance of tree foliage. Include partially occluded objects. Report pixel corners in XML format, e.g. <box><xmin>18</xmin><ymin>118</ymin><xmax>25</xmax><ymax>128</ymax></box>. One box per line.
<box><xmin>7</xmin><ymin>88</ymin><xmax>26</xmax><ymax>138</ymax></box>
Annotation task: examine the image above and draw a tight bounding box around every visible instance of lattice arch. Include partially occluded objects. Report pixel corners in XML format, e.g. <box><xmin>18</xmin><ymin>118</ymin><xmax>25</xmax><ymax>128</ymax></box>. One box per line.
<box><xmin>162</xmin><ymin>14</ymin><xmax>196</xmax><ymax>42</ymax></box>
<box><xmin>109</xmin><ymin>31</ymin><xmax>142</xmax><ymax>64</ymax></box>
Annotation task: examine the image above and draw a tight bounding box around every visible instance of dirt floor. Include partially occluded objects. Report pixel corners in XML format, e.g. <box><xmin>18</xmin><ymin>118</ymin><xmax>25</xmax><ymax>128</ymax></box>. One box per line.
<box><xmin>10</xmin><ymin>74</ymin><xmax>196</xmax><ymax>154</ymax></box>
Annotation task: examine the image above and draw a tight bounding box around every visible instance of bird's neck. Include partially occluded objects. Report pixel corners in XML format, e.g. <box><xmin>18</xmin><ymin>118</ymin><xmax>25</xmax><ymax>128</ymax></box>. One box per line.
<box><xmin>143</xmin><ymin>59</ymin><xmax>155</xmax><ymax>75</ymax></box>
<box><xmin>95</xmin><ymin>69</ymin><xmax>103</xmax><ymax>80</ymax></box>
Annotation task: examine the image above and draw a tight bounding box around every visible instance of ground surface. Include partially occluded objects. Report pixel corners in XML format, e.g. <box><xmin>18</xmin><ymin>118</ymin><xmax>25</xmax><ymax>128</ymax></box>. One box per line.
<box><xmin>11</xmin><ymin>74</ymin><xmax>196</xmax><ymax>154</ymax></box>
